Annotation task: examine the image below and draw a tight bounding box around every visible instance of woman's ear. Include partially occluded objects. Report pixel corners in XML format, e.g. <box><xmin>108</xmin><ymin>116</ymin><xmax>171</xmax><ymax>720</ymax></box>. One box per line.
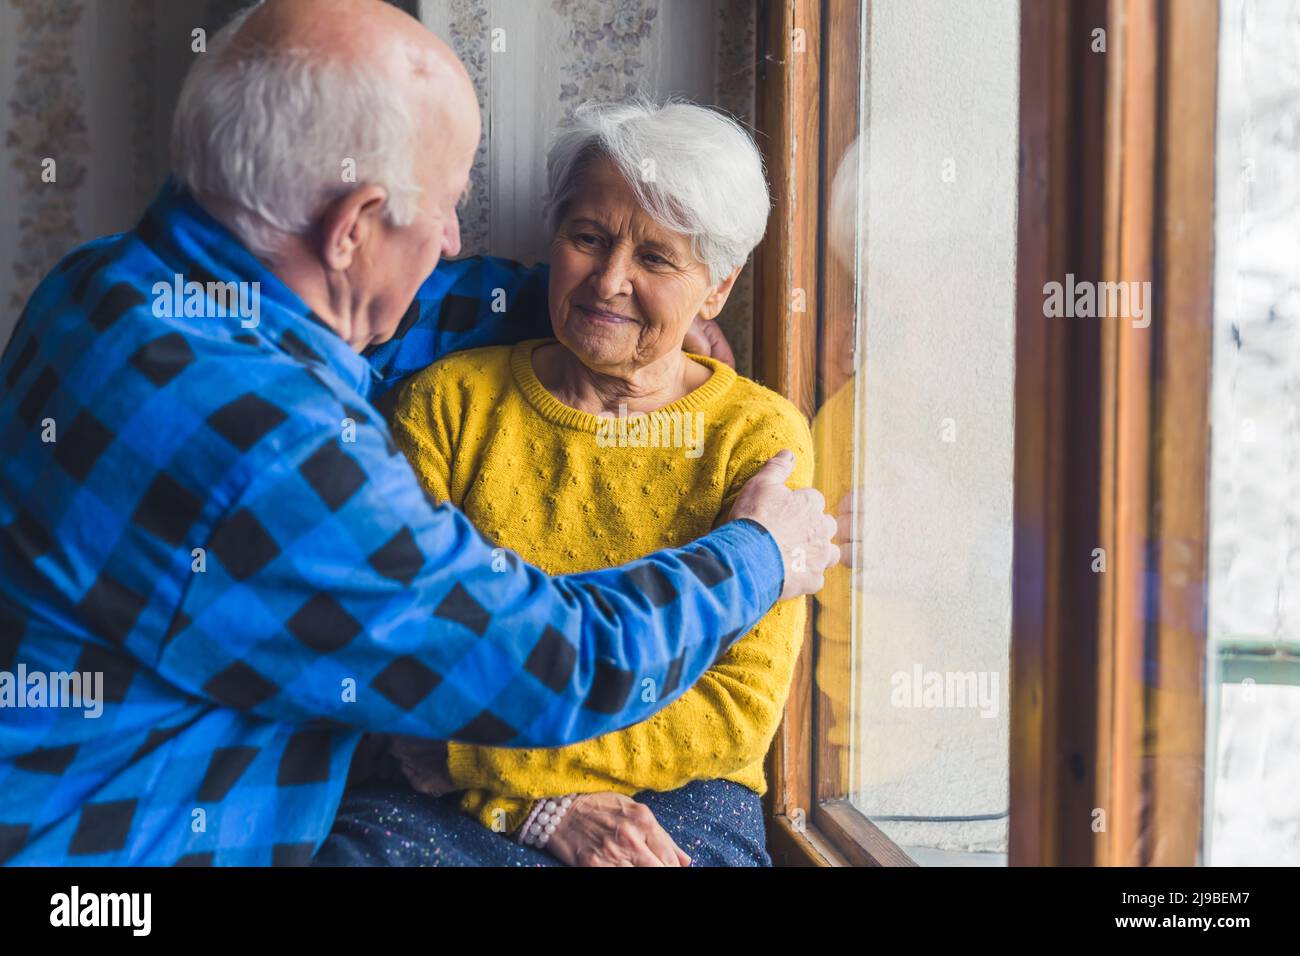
<box><xmin>698</xmin><ymin>265</ymin><xmax>744</xmax><ymax>321</ymax></box>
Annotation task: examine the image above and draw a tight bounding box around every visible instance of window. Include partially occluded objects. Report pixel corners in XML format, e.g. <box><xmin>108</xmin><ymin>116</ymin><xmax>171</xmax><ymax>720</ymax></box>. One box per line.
<box><xmin>1204</xmin><ymin>0</ymin><xmax>1300</xmax><ymax>866</ymax></box>
<box><xmin>758</xmin><ymin>0</ymin><xmax>1240</xmax><ymax>867</ymax></box>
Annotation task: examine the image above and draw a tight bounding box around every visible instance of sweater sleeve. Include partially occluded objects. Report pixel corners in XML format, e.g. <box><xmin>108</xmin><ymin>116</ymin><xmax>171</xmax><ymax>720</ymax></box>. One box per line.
<box><xmin>446</xmin><ymin>407</ymin><xmax>814</xmax><ymax>830</ymax></box>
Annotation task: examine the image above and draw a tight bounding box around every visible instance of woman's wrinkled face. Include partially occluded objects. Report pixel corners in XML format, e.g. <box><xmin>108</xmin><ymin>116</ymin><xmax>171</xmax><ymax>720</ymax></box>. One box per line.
<box><xmin>548</xmin><ymin>157</ymin><xmax>719</xmax><ymax>375</ymax></box>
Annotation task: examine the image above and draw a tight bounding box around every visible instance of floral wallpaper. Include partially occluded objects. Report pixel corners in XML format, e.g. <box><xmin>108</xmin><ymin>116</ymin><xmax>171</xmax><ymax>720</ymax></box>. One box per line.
<box><xmin>128</xmin><ymin>0</ymin><xmax>159</xmax><ymax>212</ymax></box>
<box><xmin>443</xmin><ymin>0</ymin><xmax>492</xmax><ymax>249</ymax></box>
<box><xmin>553</xmin><ymin>0</ymin><xmax>658</xmax><ymax>112</ymax></box>
<box><xmin>4</xmin><ymin>0</ymin><xmax>89</xmax><ymax>316</ymax></box>
<box><xmin>1</xmin><ymin>0</ymin><xmax>760</xmax><ymax>372</ymax></box>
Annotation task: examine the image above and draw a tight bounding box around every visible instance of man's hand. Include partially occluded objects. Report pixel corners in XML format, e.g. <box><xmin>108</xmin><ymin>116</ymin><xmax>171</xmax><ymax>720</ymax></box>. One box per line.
<box><xmin>544</xmin><ymin>792</ymin><xmax>690</xmax><ymax>867</ymax></box>
<box><xmin>728</xmin><ymin>450</ymin><xmax>839</xmax><ymax>600</ymax></box>
<box><xmin>683</xmin><ymin>315</ymin><xmax>736</xmax><ymax>369</ymax></box>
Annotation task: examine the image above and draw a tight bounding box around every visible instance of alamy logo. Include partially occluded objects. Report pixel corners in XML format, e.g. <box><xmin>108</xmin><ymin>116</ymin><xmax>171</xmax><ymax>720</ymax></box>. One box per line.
<box><xmin>50</xmin><ymin>886</ymin><xmax>151</xmax><ymax>936</ymax></box>
<box><xmin>595</xmin><ymin>403</ymin><xmax>704</xmax><ymax>459</ymax></box>
<box><xmin>0</xmin><ymin>665</ymin><xmax>103</xmax><ymax>718</ymax></box>
<box><xmin>1042</xmin><ymin>273</ymin><xmax>1151</xmax><ymax>328</ymax></box>
<box><xmin>890</xmin><ymin>664</ymin><xmax>1000</xmax><ymax>718</ymax></box>
<box><xmin>152</xmin><ymin>273</ymin><xmax>261</xmax><ymax>328</ymax></box>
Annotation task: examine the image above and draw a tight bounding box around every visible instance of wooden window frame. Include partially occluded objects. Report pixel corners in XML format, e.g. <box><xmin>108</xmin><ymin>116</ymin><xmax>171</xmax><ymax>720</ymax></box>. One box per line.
<box><xmin>752</xmin><ymin>0</ymin><xmax>1218</xmax><ymax>867</ymax></box>
<box><xmin>1011</xmin><ymin>0</ymin><xmax>1217</xmax><ymax>867</ymax></box>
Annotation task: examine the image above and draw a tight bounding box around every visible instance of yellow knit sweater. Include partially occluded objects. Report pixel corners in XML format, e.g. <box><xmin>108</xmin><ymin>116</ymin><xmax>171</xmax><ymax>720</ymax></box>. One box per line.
<box><xmin>387</xmin><ymin>338</ymin><xmax>812</xmax><ymax>835</ymax></box>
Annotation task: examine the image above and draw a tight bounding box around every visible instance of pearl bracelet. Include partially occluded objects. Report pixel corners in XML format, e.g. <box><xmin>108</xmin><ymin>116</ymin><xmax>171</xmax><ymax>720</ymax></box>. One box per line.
<box><xmin>519</xmin><ymin>794</ymin><xmax>576</xmax><ymax>848</ymax></box>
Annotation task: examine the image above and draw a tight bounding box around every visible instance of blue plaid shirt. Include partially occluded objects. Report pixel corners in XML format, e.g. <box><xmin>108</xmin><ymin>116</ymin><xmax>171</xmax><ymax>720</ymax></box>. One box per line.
<box><xmin>0</xmin><ymin>182</ymin><xmax>783</xmax><ymax>865</ymax></box>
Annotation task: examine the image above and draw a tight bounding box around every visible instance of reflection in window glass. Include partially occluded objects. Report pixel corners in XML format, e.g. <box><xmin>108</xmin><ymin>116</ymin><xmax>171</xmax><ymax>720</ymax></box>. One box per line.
<box><xmin>814</xmin><ymin>0</ymin><xmax>1019</xmax><ymax>865</ymax></box>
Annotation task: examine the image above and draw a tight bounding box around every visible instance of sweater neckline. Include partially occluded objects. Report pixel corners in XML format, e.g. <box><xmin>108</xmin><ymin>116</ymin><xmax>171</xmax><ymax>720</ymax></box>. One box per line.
<box><xmin>509</xmin><ymin>338</ymin><xmax>739</xmax><ymax>433</ymax></box>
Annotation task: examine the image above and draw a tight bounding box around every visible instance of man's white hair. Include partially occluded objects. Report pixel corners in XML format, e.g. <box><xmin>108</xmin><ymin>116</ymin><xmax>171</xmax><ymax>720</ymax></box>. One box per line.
<box><xmin>544</xmin><ymin>97</ymin><xmax>770</xmax><ymax>284</ymax></box>
<box><xmin>171</xmin><ymin>4</ymin><xmax>423</xmax><ymax>257</ymax></box>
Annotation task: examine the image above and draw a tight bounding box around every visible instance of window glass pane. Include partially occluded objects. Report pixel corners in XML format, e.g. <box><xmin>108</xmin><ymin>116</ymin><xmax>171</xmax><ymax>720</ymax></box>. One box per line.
<box><xmin>814</xmin><ymin>0</ymin><xmax>1019</xmax><ymax>865</ymax></box>
<box><xmin>1205</xmin><ymin>0</ymin><xmax>1300</xmax><ymax>866</ymax></box>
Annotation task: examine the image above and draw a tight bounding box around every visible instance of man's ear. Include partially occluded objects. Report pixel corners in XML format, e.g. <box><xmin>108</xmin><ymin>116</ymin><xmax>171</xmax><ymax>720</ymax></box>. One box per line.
<box><xmin>698</xmin><ymin>265</ymin><xmax>744</xmax><ymax>321</ymax></box>
<box><xmin>318</xmin><ymin>185</ymin><xmax>389</xmax><ymax>272</ymax></box>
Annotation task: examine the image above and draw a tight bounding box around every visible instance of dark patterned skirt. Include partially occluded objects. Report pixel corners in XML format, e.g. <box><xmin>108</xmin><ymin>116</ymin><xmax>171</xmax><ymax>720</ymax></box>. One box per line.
<box><xmin>313</xmin><ymin>777</ymin><xmax>772</xmax><ymax>868</ymax></box>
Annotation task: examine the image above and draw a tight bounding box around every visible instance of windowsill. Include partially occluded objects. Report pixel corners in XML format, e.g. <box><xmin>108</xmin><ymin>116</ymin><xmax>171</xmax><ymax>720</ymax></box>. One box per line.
<box><xmin>899</xmin><ymin>846</ymin><xmax>1008</xmax><ymax>867</ymax></box>
<box><xmin>765</xmin><ymin>814</ymin><xmax>851</xmax><ymax>867</ymax></box>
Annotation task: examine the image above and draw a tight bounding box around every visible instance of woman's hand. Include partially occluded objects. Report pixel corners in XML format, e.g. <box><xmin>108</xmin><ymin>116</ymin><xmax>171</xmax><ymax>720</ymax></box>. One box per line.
<box><xmin>389</xmin><ymin>736</ymin><xmax>455</xmax><ymax>797</ymax></box>
<box><xmin>542</xmin><ymin>792</ymin><xmax>691</xmax><ymax>867</ymax></box>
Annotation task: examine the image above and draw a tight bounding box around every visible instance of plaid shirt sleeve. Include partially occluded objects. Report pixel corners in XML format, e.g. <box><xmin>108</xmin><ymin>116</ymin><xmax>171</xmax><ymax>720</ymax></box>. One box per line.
<box><xmin>364</xmin><ymin>255</ymin><xmax>553</xmax><ymax>399</ymax></box>
<box><xmin>163</xmin><ymin>377</ymin><xmax>785</xmax><ymax>747</ymax></box>
<box><xmin>146</xmin><ymin>252</ymin><xmax>784</xmax><ymax>748</ymax></box>
<box><xmin>0</xmin><ymin>185</ymin><xmax>787</xmax><ymax>864</ymax></box>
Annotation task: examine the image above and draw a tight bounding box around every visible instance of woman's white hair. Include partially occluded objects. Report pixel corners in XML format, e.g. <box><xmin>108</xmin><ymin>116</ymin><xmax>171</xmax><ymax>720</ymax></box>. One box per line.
<box><xmin>544</xmin><ymin>97</ymin><xmax>770</xmax><ymax>284</ymax></box>
<box><xmin>171</xmin><ymin>4</ymin><xmax>422</xmax><ymax>258</ymax></box>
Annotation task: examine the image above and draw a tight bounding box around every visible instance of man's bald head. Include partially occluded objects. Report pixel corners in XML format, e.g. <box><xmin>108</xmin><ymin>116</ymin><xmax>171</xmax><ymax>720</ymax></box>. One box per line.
<box><xmin>173</xmin><ymin>0</ymin><xmax>478</xmax><ymax>243</ymax></box>
<box><xmin>171</xmin><ymin>0</ymin><xmax>482</xmax><ymax>349</ymax></box>
<box><xmin>225</xmin><ymin>0</ymin><xmax>473</xmax><ymax>104</ymax></box>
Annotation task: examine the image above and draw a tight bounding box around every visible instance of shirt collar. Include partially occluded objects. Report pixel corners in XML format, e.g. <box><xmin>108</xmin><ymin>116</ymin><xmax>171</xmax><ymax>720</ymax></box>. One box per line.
<box><xmin>135</xmin><ymin>178</ymin><xmax>380</xmax><ymax>397</ymax></box>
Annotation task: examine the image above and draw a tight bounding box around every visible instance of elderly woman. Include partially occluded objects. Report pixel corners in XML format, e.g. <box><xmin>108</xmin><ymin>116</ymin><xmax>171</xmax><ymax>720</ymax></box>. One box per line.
<box><xmin>322</xmin><ymin>98</ymin><xmax>811</xmax><ymax>867</ymax></box>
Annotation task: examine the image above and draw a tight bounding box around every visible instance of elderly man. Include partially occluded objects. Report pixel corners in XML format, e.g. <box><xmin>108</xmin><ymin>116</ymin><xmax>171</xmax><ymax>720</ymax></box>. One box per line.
<box><xmin>0</xmin><ymin>0</ymin><xmax>837</xmax><ymax>866</ymax></box>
